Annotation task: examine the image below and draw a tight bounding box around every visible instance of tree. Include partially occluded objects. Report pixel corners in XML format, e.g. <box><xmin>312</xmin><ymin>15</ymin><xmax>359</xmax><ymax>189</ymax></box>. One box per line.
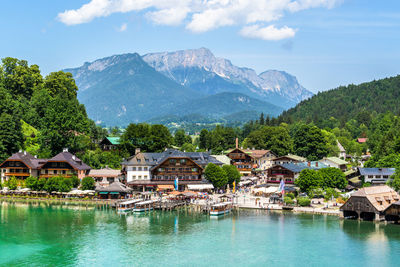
<box><xmin>44</xmin><ymin>176</ymin><xmax>72</xmax><ymax>192</ymax></box>
<box><xmin>319</xmin><ymin>167</ymin><xmax>347</xmax><ymax>189</ymax></box>
<box><xmin>37</xmin><ymin>178</ymin><xmax>47</xmax><ymax>191</ymax></box>
<box><xmin>43</xmin><ymin>71</ymin><xmax>78</xmax><ymax>99</ymax></box>
<box><xmin>244</xmin><ymin>126</ymin><xmax>293</xmax><ymax>156</ymax></box>
<box><xmin>199</xmin><ymin>129</ymin><xmax>209</xmax><ymax>150</ymax></box>
<box><xmin>181</xmin><ymin>142</ymin><xmax>196</xmax><ymax>152</ymax></box>
<box><xmin>174</xmin><ymin>129</ymin><xmax>187</xmax><ymax>147</ymax></box>
<box><xmin>71</xmin><ymin>176</ymin><xmax>80</xmax><ymax>188</ymax></box>
<box><xmin>81</xmin><ymin>177</ymin><xmax>95</xmax><ymax>190</ymax></box>
<box><xmin>204</xmin><ymin>163</ymin><xmax>228</xmax><ymax>189</ymax></box>
<box><xmin>25</xmin><ymin>176</ymin><xmax>38</xmax><ymax>189</ymax></box>
<box><xmin>0</xmin><ymin>113</ymin><xmax>24</xmax><ymax>161</ymax></box>
<box><xmin>297</xmin><ymin>197</ymin><xmax>311</xmax><ymax>206</ymax></box>
<box><xmin>222</xmin><ymin>165</ymin><xmax>241</xmax><ymax>186</ymax></box>
<box><xmin>292</xmin><ymin>123</ymin><xmax>329</xmax><ymax>160</ymax></box>
<box><xmin>295</xmin><ymin>169</ymin><xmax>322</xmax><ymax>192</ymax></box>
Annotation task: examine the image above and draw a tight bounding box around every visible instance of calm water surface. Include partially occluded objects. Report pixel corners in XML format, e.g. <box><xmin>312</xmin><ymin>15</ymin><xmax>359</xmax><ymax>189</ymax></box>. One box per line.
<box><xmin>1</xmin><ymin>200</ymin><xmax>400</xmax><ymax>267</ymax></box>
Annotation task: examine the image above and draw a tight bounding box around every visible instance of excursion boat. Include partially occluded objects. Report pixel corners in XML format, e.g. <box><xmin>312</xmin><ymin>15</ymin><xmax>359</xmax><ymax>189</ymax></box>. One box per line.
<box><xmin>210</xmin><ymin>202</ymin><xmax>232</xmax><ymax>216</ymax></box>
<box><xmin>117</xmin><ymin>199</ymin><xmax>142</xmax><ymax>213</ymax></box>
<box><xmin>133</xmin><ymin>200</ymin><xmax>156</xmax><ymax>212</ymax></box>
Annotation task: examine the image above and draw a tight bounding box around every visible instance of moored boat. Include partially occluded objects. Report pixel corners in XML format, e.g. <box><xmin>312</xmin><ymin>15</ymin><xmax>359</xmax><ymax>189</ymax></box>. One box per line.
<box><xmin>210</xmin><ymin>202</ymin><xmax>232</xmax><ymax>216</ymax></box>
<box><xmin>117</xmin><ymin>199</ymin><xmax>142</xmax><ymax>213</ymax></box>
<box><xmin>133</xmin><ymin>200</ymin><xmax>156</xmax><ymax>212</ymax></box>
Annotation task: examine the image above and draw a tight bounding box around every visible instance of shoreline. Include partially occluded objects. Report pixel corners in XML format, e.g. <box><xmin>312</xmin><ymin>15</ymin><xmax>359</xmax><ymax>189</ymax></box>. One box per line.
<box><xmin>1</xmin><ymin>195</ymin><xmax>340</xmax><ymax>216</ymax></box>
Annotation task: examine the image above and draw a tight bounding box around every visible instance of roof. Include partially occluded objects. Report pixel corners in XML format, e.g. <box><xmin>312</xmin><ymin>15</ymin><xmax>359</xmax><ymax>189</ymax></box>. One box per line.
<box><xmin>242</xmin><ymin>149</ymin><xmax>275</xmax><ymax>159</ymax></box>
<box><xmin>323</xmin><ymin>157</ymin><xmax>348</xmax><ymax>165</ymax></box>
<box><xmin>0</xmin><ymin>151</ymin><xmax>47</xmax><ymax>169</ymax></box>
<box><xmin>273</xmin><ymin>162</ymin><xmax>326</xmax><ymax>173</ymax></box>
<box><xmin>44</xmin><ymin>151</ymin><xmax>91</xmax><ymax>171</ymax></box>
<box><xmin>95</xmin><ymin>181</ymin><xmax>132</xmax><ymax>193</ymax></box>
<box><xmin>351</xmin><ymin>185</ymin><xmax>399</xmax><ymax>211</ymax></box>
<box><xmin>211</xmin><ymin>155</ymin><xmax>231</xmax><ymax>165</ymax></box>
<box><xmin>100</xmin><ymin>137</ymin><xmax>120</xmax><ymax>145</ymax></box>
<box><xmin>122</xmin><ymin>149</ymin><xmax>223</xmax><ymax>169</ymax></box>
<box><xmin>344</xmin><ymin>169</ymin><xmax>356</xmax><ymax>176</ymax></box>
<box><xmin>273</xmin><ymin>154</ymin><xmax>306</xmax><ymax>162</ymax></box>
<box><xmin>357</xmin><ymin>138</ymin><xmax>368</xmax><ymax>143</ymax></box>
<box><xmin>89</xmin><ymin>167</ymin><xmax>121</xmax><ymax>177</ymax></box>
<box><xmin>358</xmin><ymin>168</ymin><xmax>395</xmax><ymax>176</ymax></box>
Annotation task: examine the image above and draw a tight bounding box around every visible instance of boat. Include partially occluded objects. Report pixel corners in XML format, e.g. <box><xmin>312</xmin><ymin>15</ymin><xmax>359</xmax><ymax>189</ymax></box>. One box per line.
<box><xmin>210</xmin><ymin>202</ymin><xmax>232</xmax><ymax>216</ymax></box>
<box><xmin>117</xmin><ymin>199</ymin><xmax>142</xmax><ymax>213</ymax></box>
<box><xmin>133</xmin><ymin>200</ymin><xmax>156</xmax><ymax>212</ymax></box>
<box><xmin>282</xmin><ymin>206</ymin><xmax>294</xmax><ymax>211</ymax></box>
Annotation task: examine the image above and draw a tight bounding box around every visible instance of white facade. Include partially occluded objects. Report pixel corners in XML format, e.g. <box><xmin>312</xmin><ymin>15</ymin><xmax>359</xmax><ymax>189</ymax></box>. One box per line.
<box><xmin>125</xmin><ymin>165</ymin><xmax>152</xmax><ymax>183</ymax></box>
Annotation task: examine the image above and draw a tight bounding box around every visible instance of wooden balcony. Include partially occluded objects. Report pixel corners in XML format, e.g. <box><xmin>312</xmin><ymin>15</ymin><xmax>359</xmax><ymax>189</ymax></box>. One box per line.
<box><xmin>5</xmin><ymin>173</ymin><xmax>30</xmax><ymax>177</ymax></box>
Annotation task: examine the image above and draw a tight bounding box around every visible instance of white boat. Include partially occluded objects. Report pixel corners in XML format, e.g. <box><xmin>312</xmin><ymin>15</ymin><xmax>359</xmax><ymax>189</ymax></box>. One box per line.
<box><xmin>210</xmin><ymin>202</ymin><xmax>232</xmax><ymax>216</ymax></box>
<box><xmin>133</xmin><ymin>200</ymin><xmax>156</xmax><ymax>212</ymax></box>
<box><xmin>117</xmin><ymin>199</ymin><xmax>142</xmax><ymax>213</ymax></box>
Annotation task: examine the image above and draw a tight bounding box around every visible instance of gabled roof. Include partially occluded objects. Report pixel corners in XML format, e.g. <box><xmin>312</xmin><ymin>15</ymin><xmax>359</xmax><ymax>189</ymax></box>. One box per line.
<box><xmin>212</xmin><ymin>155</ymin><xmax>231</xmax><ymax>165</ymax></box>
<box><xmin>43</xmin><ymin>151</ymin><xmax>91</xmax><ymax>171</ymax></box>
<box><xmin>0</xmin><ymin>151</ymin><xmax>47</xmax><ymax>169</ymax></box>
<box><xmin>337</xmin><ymin>141</ymin><xmax>345</xmax><ymax>152</ymax></box>
<box><xmin>358</xmin><ymin>168</ymin><xmax>395</xmax><ymax>176</ymax></box>
<box><xmin>106</xmin><ymin>137</ymin><xmax>120</xmax><ymax>145</ymax></box>
<box><xmin>357</xmin><ymin>138</ymin><xmax>368</xmax><ymax>143</ymax></box>
<box><xmin>273</xmin><ymin>154</ymin><xmax>306</xmax><ymax>162</ymax></box>
<box><xmin>351</xmin><ymin>185</ymin><xmax>399</xmax><ymax>211</ymax></box>
<box><xmin>323</xmin><ymin>157</ymin><xmax>348</xmax><ymax>165</ymax></box>
<box><xmin>95</xmin><ymin>181</ymin><xmax>132</xmax><ymax>193</ymax></box>
<box><xmin>226</xmin><ymin>148</ymin><xmax>275</xmax><ymax>159</ymax></box>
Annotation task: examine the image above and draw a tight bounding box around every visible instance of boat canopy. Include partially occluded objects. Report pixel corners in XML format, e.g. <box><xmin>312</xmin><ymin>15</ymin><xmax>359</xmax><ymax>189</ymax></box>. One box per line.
<box><xmin>212</xmin><ymin>202</ymin><xmax>232</xmax><ymax>207</ymax></box>
<box><xmin>120</xmin><ymin>199</ymin><xmax>141</xmax><ymax>205</ymax></box>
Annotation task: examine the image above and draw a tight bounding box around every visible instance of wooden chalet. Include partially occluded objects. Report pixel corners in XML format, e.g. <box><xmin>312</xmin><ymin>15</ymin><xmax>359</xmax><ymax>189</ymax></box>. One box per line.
<box><xmin>39</xmin><ymin>149</ymin><xmax>91</xmax><ymax>179</ymax></box>
<box><xmin>272</xmin><ymin>154</ymin><xmax>306</xmax><ymax>165</ymax></box>
<box><xmin>340</xmin><ymin>186</ymin><xmax>400</xmax><ymax>221</ymax></box>
<box><xmin>226</xmin><ymin>148</ymin><xmax>255</xmax><ymax>176</ymax></box>
<box><xmin>0</xmin><ymin>151</ymin><xmax>46</xmax><ymax>182</ymax></box>
<box><xmin>99</xmin><ymin>137</ymin><xmax>120</xmax><ymax>150</ymax></box>
<box><xmin>124</xmin><ymin>149</ymin><xmax>222</xmax><ymax>191</ymax></box>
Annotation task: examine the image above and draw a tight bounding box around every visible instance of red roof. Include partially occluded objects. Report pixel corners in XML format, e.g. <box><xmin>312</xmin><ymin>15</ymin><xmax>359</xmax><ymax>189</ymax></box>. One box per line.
<box><xmin>357</xmin><ymin>138</ymin><xmax>368</xmax><ymax>143</ymax></box>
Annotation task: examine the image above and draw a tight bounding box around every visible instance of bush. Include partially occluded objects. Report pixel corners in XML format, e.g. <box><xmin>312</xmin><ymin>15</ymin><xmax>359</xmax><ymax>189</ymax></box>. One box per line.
<box><xmin>284</xmin><ymin>196</ymin><xmax>294</xmax><ymax>205</ymax></box>
<box><xmin>297</xmin><ymin>197</ymin><xmax>311</xmax><ymax>207</ymax></box>
<box><xmin>286</xmin><ymin>192</ymin><xmax>295</xmax><ymax>199</ymax></box>
<box><xmin>70</xmin><ymin>176</ymin><xmax>80</xmax><ymax>188</ymax></box>
<box><xmin>81</xmin><ymin>177</ymin><xmax>95</xmax><ymax>190</ymax></box>
<box><xmin>324</xmin><ymin>188</ymin><xmax>339</xmax><ymax>201</ymax></box>
<box><xmin>25</xmin><ymin>176</ymin><xmax>38</xmax><ymax>190</ymax></box>
<box><xmin>44</xmin><ymin>176</ymin><xmax>72</xmax><ymax>192</ymax></box>
<box><xmin>37</xmin><ymin>178</ymin><xmax>47</xmax><ymax>191</ymax></box>
<box><xmin>7</xmin><ymin>177</ymin><xmax>18</xmax><ymax>190</ymax></box>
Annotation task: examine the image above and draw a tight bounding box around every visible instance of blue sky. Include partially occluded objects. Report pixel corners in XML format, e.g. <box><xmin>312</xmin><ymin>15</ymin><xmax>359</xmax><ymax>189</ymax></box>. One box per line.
<box><xmin>1</xmin><ymin>0</ymin><xmax>399</xmax><ymax>93</ymax></box>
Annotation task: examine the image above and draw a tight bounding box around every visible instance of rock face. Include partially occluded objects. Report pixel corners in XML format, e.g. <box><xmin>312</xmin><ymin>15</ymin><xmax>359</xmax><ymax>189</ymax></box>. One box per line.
<box><xmin>143</xmin><ymin>48</ymin><xmax>313</xmax><ymax>106</ymax></box>
<box><xmin>65</xmin><ymin>48</ymin><xmax>311</xmax><ymax>126</ymax></box>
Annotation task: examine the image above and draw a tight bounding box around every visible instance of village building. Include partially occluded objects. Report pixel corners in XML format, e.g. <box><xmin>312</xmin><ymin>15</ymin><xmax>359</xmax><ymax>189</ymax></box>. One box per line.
<box><xmin>319</xmin><ymin>157</ymin><xmax>348</xmax><ymax>172</ymax></box>
<box><xmin>226</xmin><ymin>147</ymin><xmax>276</xmax><ymax>175</ymax></box>
<box><xmin>272</xmin><ymin>154</ymin><xmax>307</xmax><ymax>165</ymax></box>
<box><xmin>358</xmin><ymin>167</ymin><xmax>395</xmax><ymax>184</ymax></box>
<box><xmin>88</xmin><ymin>167</ymin><xmax>122</xmax><ymax>187</ymax></box>
<box><xmin>266</xmin><ymin>162</ymin><xmax>327</xmax><ymax>184</ymax></box>
<box><xmin>95</xmin><ymin>181</ymin><xmax>132</xmax><ymax>199</ymax></box>
<box><xmin>121</xmin><ymin>149</ymin><xmax>222</xmax><ymax>191</ymax></box>
<box><xmin>99</xmin><ymin>137</ymin><xmax>120</xmax><ymax>150</ymax></box>
<box><xmin>0</xmin><ymin>151</ymin><xmax>46</xmax><ymax>182</ymax></box>
<box><xmin>38</xmin><ymin>149</ymin><xmax>91</xmax><ymax>180</ymax></box>
<box><xmin>0</xmin><ymin>149</ymin><xmax>90</xmax><ymax>182</ymax></box>
<box><xmin>340</xmin><ymin>185</ymin><xmax>400</xmax><ymax>221</ymax></box>
<box><xmin>384</xmin><ymin>201</ymin><xmax>400</xmax><ymax>222</ymax></box>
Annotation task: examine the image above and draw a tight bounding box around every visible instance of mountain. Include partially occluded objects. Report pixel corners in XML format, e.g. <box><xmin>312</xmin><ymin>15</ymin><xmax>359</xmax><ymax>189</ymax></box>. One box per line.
<box><xmin>143</xmin><ymin>48</ymin><xmax>313</xmax><ymax>108</ymax></box>
<box><xmin>280</xmin><ymin>75</ymin><xmax>400</xmax><ymax>126</ymax></box>
<box><xmin>64</xmin><ymin>53</ymin><xmax>202</xmax><ymax>126</ymax></box>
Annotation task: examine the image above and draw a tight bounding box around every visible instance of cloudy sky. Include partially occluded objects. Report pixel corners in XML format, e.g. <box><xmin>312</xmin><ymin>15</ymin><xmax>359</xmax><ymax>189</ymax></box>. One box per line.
<box><xmin>1</xmin><ymin>0</ymin><xmax>399</xmax><ymax>92</ymax></box>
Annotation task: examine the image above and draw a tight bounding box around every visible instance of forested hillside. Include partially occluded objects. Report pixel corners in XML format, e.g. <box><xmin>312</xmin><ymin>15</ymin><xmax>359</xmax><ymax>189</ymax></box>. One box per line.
<box><xmin>280</xmin><ymin>75</ymin><xmax>400</xmax><ymax>127</ymax></box>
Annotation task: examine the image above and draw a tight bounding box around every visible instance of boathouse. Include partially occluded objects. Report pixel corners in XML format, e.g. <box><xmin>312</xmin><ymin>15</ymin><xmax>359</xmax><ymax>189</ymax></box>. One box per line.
<box><xmin>96</xmin><ymin>181</ymin><xmax>132</xmax><ymax>199</ymax></box>
<box><xmin>340</xmin><ymin>185</ymin><xmax>400</xmax><ymax>221</ymax></box>
<box><xmin>384</xmin><ymin>201</ymin><xmax>400</xmax><ymax>223</ymax></box>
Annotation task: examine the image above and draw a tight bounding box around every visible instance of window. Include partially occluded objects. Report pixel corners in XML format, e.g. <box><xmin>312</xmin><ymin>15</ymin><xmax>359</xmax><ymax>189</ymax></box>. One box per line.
<box><xmin>145</xmin><ymin>159</ymin><xmax>149</xmax><ymax>162</ymax></box>
<box><xmin>170</xmin><ymin>159</ymin><xmax>176</xmax><ymax>164</ymax></box>
<box><xmin>138</xmin><ymin>167</ymin><xmax>142</xmax><ymax>171</ymax></box>
<box><xmin>383</xmin><ymin>175</ymin><xmax>389</xmax><ymax>179</ymax></box>
<box><xmin>54</xmin><ymin>170</ymin><xmax>58</xmax><ymax>174</ymax></box>
<box><xmin>144</xmin><ymin>175</ymin><xmax>148</xmax><ymax>179</ymax></box>
<box><xmin>368</xmin><ymin>175</ymin><xmax>373</xmax><ymax>179</ymax></box>
<box><xmin>9</xmin><ymin>162</ymin><xmax>14</xmax><ymax>167</ymax></box>
<box><xmin>171</xmin><ymin>168</ymin><xmax>175</xmax><ymax>171</ymax></box>
<box><xmin>192</xmin><ymin>168</ymin><xmax>197</xmax><ymax>172</ymax></box>
<box><xmin>159</xmin><ymin>168</ymin><xmax>164</xmax><ymax>172</ymax></box>
<box><xmin>180</xmin><ymin>159</ymin><xmax>186</xmax><ymax>164</ymax></box>
<box><xmin>132</xmin><ymin>167</ymin><xmax>136</xmax><ymax>171</ymax></box>
<box><xmin>138</xmin><ymin>175</ymin><xmax>142</xmax><ymax>179</ymax></box>
<box><xmin>144</xmin><ymin>167</ymin><xmax>148</xmax><ymax>171</ymax></box>
<box><xmin>62</xmin><ymin>170</ymin><xmax>66</xmax><ymax>174</ymax></box>
<box><xmin>132</xmin><ymin>176</ymin><xmax>136</xmax><ymax>180</ymax></box>
<box><xmin>375</xmin><ymin>175</ymin><xmax>382</xmax><ymax>179</ymax></box>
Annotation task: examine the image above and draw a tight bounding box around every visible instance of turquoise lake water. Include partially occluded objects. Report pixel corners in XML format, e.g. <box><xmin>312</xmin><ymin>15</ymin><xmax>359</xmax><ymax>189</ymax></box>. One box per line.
<box><xmin>1</xmin><ymin>200</ymin><xmax>400</xmax><ymax>267</ymax></box>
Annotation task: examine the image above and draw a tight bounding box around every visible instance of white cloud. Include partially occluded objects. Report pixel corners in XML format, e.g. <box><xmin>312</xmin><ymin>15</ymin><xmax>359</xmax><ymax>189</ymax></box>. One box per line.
<box><xmin>57</xmin><ymin>0</ymin><xmax>342</xmax><ymax>40</ymax></box>
<box><xmin>118</xmin><ymin>23</ymin><xmax>127</xmax><ymax>32</ymax></box>
<box><xmin>240</xmin><ymin>24</ymin><xmax>296</xmax><ymax>41</ymax></box>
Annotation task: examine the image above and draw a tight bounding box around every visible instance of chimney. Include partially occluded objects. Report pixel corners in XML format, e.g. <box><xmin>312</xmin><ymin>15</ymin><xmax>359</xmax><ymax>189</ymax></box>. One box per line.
<box><xmin>135</xmin><ymin>148</ymin><xmax>141</xmax><ymax>155</ymax></box>
<box><xmin>235</xmin><ymin>138</ymin><xmax>239</xmax><ymax>149</ymax></box>
<box><xmin>308</xmin><ymin>161</ymin><xmax>311</xmax><ymax>167</ymax></box>
<box><xmin>19</xmin><ymin>149</ymin><xmax>22</xmax><ymax>153</ymax></box>
<box><xmin>24</xmin><ymin>151</ymin><xmax>27</xmax><ymax>155</ymax></box>
<box><xmin>72</xmin><ymin>155</ymin><xmax>76</xmax><ymax>161</ymax></box>
<box><xmin>63</xmin><ymin>148</ymin><xmax>68</xmax><ymax>153</ymax></box>
<box><xmin>34</xmin><ymin>155</ymin><xmax>37</xmax><ymax>158</ymax></box>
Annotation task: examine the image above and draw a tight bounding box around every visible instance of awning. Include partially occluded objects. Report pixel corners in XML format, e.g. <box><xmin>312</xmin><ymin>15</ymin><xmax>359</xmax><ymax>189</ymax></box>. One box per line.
<box><xmin>239</xmin><ymin>180</ymin><xmax>252</xmax><ymax>186</ymax></box>
<box><xmin>157</xmin><ymin>185</ymin><xmax>174</xmax><ymax>190</ymax></box>
<box><xmin>187</xmin><ymin>184</ymin><xmax>214</xmax><ymax>190</ymax></box>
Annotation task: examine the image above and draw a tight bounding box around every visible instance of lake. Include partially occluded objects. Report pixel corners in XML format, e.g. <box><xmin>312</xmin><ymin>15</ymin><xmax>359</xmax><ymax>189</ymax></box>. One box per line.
<box><xmin>1</xmin><ymin>200</ymin><xmax>400</xmax><ymax>266</ymax></box>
